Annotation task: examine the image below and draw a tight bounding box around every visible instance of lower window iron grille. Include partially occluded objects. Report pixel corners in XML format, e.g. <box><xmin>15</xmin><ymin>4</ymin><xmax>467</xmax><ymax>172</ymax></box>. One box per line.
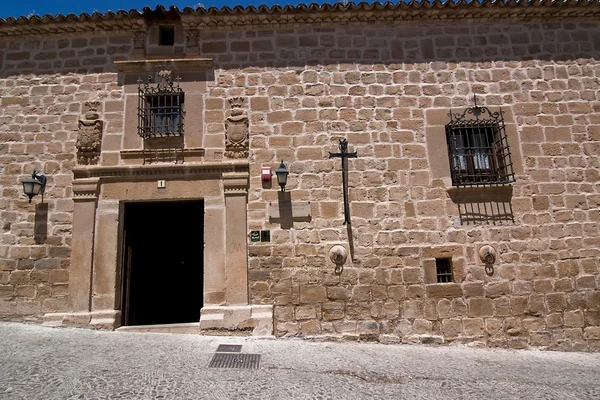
<box><xmin>436</xmin><ymin>258</ymin><xmax>453</xmax><ymax>283</ymax></box>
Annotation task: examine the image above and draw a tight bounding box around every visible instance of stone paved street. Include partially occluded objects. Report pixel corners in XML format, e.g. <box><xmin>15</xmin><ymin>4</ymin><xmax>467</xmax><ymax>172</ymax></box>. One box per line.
<box><xmin>0</xmin><ymin>322</ymin><xmax>598</xmax><ymax>400</ymax></box>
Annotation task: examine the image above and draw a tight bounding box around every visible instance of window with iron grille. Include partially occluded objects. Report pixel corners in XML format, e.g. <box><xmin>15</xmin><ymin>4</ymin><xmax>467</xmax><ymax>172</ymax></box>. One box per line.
<box><xmin>446</xmin><ymin>97</ymin><xmax>515</xmax><ymax>186</ymax></box>
<box><xmin>137</xmin><ymin>70</ymin><xmax>184</xmax><ymax>138</ymax></box>
<box><xmin>435</xmin><ymin>258</ymin><xmax>453</xmax><ymax>283</ymax></box>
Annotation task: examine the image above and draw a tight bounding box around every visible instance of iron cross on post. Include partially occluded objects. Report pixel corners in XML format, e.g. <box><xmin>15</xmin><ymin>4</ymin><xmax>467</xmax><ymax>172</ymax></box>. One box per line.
<box><xmin>329</xmin><ymin>139</ymin><xmax>357</xmax><ymax>225</ymax></box>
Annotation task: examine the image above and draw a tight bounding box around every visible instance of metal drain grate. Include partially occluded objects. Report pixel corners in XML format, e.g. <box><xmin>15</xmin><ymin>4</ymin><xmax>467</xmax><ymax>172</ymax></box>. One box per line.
<box><xmin>216</xmin><ymin>344</ymin><xmax>242</xmax><ymax>353</ymax></box>
<box><xmin>208</xmin><ymin>353</ymin><xmax>261</xmax><ymax>369</ymax></box>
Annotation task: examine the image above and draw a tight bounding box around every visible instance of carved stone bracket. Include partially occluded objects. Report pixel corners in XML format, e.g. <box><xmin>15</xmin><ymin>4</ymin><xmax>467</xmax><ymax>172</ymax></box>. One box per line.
<box><xmin>225</xmin><ymin>97</ymin><xmax>249</xmax><ymax>159</ymax></box>
<box><xmin>76</xmin><ymin>102</ymin><xmax>103</xmax><ymax>165</ymax></box>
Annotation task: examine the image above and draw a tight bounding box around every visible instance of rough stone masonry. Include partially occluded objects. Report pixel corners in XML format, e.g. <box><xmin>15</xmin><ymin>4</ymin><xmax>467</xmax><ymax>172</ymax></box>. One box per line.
<box><xmin>0</xmin><ymin>2</ymin><xmax>599</xmax><ymax>351</ymax></box>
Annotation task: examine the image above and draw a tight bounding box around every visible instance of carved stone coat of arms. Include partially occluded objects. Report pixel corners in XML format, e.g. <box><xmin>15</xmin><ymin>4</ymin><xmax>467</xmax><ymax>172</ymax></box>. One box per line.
<box><xmin>76</xmin><ymin>102</ymin><xmax>103</xmax><ymax>165</ymax></box>
<box><xmin>225</xmin><ymin>97</ymin><xmax>249</xmax><ymax>159</ymax></box>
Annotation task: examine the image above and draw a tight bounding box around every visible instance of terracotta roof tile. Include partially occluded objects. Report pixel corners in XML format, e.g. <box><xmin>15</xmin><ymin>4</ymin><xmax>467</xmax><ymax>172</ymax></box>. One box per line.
<box><xmin>0</xmin><ymin>1</ymin><xmax>598</xmax><ymax>37</ymax></box>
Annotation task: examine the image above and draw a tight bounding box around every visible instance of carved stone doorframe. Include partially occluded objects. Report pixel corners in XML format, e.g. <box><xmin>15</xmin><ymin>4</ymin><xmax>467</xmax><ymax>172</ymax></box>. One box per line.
<box><xmin>44</xmin><ymin>163</ymin><xmax>273</xmax><ymax>336</ymax></box>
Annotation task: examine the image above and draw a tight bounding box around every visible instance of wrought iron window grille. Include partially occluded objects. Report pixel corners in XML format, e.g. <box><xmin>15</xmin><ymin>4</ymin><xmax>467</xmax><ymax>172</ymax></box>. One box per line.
<box><xmin>137</xmin><ymin>70</ymin><xmax>184</xmax><ymax>139</ymax></box>
<box><xmin>446</xmin><ymin>95</ymin><xmax>515</xmax><ymax>187</ymax></box>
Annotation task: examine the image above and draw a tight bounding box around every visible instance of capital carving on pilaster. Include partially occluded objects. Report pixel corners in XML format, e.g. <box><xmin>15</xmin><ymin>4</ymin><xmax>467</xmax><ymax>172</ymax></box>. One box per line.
<box><xmin>222</xmin><ymin>172</ymin><xmax>249</xmax><ymax>195</ymax></box>
<box><xmin>72</xmin><ymin>178</ymin><xmax>100</xmax><ymax>201</ymax></box>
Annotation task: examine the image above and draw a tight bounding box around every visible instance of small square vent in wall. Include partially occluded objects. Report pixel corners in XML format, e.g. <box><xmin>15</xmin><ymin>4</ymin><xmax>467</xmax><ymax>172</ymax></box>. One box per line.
<box><xmin>436</xmin><ymin>258</ymin><xmax>453</xmax><ymax>283</ymax></box>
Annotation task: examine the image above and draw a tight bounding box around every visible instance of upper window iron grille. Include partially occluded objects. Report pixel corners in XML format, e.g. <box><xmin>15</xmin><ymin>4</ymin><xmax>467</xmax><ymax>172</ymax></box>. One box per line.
<box><xmin>446</xmin><ymin>96</ymin><xmax>515</xmax><ymax>186</ymax></box>
<box><xmin>137</xmin><ymin>70</ymin><xmax>184</xmax><ymax>139</ymax></box>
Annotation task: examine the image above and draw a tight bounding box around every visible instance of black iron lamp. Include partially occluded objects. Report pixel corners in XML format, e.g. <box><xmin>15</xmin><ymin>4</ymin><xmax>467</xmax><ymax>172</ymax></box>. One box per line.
<box><xmin>22</xmin><ymin>170</ymin><xmax>46</xmax><ymax>203</ymax></box>
<box><xmin>275</xmin><ymin>160</ymin><xmax>289</xmax><ymax>192</ymax></box>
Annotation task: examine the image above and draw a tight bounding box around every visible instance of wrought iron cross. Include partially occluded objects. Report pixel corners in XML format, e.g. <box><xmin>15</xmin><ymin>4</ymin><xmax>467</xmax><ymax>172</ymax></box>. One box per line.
<box><xmin>329</xmin><ymin>139</ymin><xmax>357</xmax><ymax>225</ymax></box>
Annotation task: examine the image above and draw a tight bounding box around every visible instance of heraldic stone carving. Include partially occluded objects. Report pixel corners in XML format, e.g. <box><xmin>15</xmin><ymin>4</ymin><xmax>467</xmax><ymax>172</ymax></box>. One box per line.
<box><xmin>76</xmin><ymin>102</ymin><xmax>103</xmax><ymax>165</ymax></box>
<box><xmin>225</xmin><ymin>97</ymin><xmax>249</xmax><ymax>159</ymax></box>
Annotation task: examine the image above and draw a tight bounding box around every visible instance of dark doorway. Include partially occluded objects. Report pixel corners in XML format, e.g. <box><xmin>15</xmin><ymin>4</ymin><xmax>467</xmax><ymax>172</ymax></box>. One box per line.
<box><xmin>121</xmin><ymin>200</ymin><xmax>204</xmax><ymax>326</ymax></box>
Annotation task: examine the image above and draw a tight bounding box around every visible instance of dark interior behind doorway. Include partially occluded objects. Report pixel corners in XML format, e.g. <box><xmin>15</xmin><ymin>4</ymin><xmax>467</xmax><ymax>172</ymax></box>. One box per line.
<box><xmin>121</xmin><ymin>200</ymin><xmax>204</xmax><ymax>326</ymax></box>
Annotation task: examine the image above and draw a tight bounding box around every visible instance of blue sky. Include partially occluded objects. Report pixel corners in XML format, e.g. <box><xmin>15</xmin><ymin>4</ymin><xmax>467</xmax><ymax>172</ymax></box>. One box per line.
<box><xmin>0</xmin><ymin>1</ymin><xmax>316</xmax><ymax>19</ymax></box>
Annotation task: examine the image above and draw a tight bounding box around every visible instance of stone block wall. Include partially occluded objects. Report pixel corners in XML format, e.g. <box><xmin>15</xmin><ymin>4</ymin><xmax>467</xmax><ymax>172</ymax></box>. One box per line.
<box><xmin>200</xmin><ymin>22</ymin><xmax>600</xmax><ymax>350</ymax></box>
<box><xmin>0</xmin><ymin>34</ymin><xmax>130</xmax><ymax>321</ymax></box>
<box><xmin>0</xmin><ymin>18</ymin><xmax>598</xmax><ymax>351</ymax></box>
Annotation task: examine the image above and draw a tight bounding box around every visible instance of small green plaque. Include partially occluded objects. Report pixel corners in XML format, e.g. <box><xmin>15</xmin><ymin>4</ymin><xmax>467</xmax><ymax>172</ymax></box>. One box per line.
<box><xmin>250</xmin><ymin>231</ymin><xmax>260</xmax><ymax>242</ymax></box>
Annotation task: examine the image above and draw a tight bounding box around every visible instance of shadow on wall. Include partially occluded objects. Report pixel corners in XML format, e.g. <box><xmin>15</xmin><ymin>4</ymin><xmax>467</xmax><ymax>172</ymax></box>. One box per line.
<box><xmin>447</xmin><ymin>185</ymin><xmax>514</xmax><ymax>225</ymax></box>
<box><xmin>2</xmin><ymin>21</ymin><xmax>599</xmax><ymax>78</ymax></box>
<box><xmin>34</xmin><ymin>202</ymin><xmax>48</xmax><ymax>244</ymax></box>
<box><xmin>209</xmin><ymin>22</ymin><xmax>600</xmax><ymax>69</ymax></box>
<box><xmin>270</xmin><ymin>191</ymin><xmax>312</xmax><ymax>229</ymax></box>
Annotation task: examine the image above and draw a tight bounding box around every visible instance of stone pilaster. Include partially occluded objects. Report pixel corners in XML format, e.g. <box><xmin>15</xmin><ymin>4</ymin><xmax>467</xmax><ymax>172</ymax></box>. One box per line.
<box><xmin>90</xmin><ymin>199</ymin><xmax>121</xmax><ymax>329</ymax></box>
<box><xmin>200</xmin><ymin>170</ymin><xmax>273</xmax><ymax>336</ymax></box>
<box><xmin>223</xmin><ymin>172</ymin><xmax>250</xmax><ymax>305</ymax></box>
<box><xmin>45</xmin><ymin>178</ymin><xmax>100</xmax><ymax>328</ymax></box>
<box><xmin>203</xmin><ymin>195</ymin><xmax>226</xmax><ymax>305</ymax></box>
<box><xmin>67</xmin><ymin>178</ymin><xmax>100</xmax><ymax>313</ymax></box>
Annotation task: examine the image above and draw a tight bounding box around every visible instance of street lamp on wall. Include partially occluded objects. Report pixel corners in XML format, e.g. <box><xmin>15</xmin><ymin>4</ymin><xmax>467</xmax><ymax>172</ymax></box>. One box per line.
<box><xmin>275</xmin><ymin>160</ymin><xmax>289</xmax><ymax>192</ymax></box>
<box><xmin>22</xmin><ymin>170</ymin><xmax>46</xmax><ymax>203</ymax></box>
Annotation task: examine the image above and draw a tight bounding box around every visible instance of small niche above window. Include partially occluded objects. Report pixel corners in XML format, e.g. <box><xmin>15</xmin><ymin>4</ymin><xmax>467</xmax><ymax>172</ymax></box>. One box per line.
<box><xmin>159</xmin><ymin>26</ymin><xmax>175</xmax><ymax>46</ymax></box>
<box><xmin>435</xmin><ymin>258</ymin><xmax>453</xmax><ymax>283</ymax></box>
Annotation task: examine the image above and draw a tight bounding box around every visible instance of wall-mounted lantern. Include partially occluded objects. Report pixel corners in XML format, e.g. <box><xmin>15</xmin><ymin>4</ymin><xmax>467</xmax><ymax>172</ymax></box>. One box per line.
<box><xmin>275</xmin><ymin>160</ymin><xmax>289</xmax><ymax>192</ymax></box>
<box><xmin>22</xmin><ymin>170</ymin><xmax>46</xmax><ymax>203</ymax></box>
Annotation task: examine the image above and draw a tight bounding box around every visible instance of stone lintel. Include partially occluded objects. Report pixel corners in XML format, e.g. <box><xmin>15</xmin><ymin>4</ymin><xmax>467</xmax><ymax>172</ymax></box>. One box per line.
<box><xmin>114</xmin><ymin>58</ymin><xmax>213</xmax><ymax>74</ymax></box>
<box><xmin>72</xmin><ymin>161</ymin><xmax>249</xmax><ymax>181</ymax></box>
<box><xmin>199</xmin><ymin>305</ymin><xmax>274</xmax><ymax>337</ymax></box>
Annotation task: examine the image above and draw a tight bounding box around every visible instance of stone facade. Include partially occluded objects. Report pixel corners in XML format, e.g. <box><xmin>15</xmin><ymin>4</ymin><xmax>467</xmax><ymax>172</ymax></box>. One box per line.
<box><xmin>0</xmin><ymin>3</ymin><xmax>599</xmax><ymax>350</ymax></box>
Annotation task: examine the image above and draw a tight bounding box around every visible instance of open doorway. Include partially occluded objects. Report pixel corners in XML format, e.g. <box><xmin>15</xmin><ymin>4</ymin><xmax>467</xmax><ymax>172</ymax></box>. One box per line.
<box><xmin>120</xmin><ymin>200</ymin><xmax>204</xmax><ymax>326</ymax></box>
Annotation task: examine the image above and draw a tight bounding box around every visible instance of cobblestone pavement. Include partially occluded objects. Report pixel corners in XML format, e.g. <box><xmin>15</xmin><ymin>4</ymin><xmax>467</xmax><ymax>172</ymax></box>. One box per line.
<box><xmin>0</xmin><ymin>322</ymin><xmax>599</xmax><ymax>400</ymax></box>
